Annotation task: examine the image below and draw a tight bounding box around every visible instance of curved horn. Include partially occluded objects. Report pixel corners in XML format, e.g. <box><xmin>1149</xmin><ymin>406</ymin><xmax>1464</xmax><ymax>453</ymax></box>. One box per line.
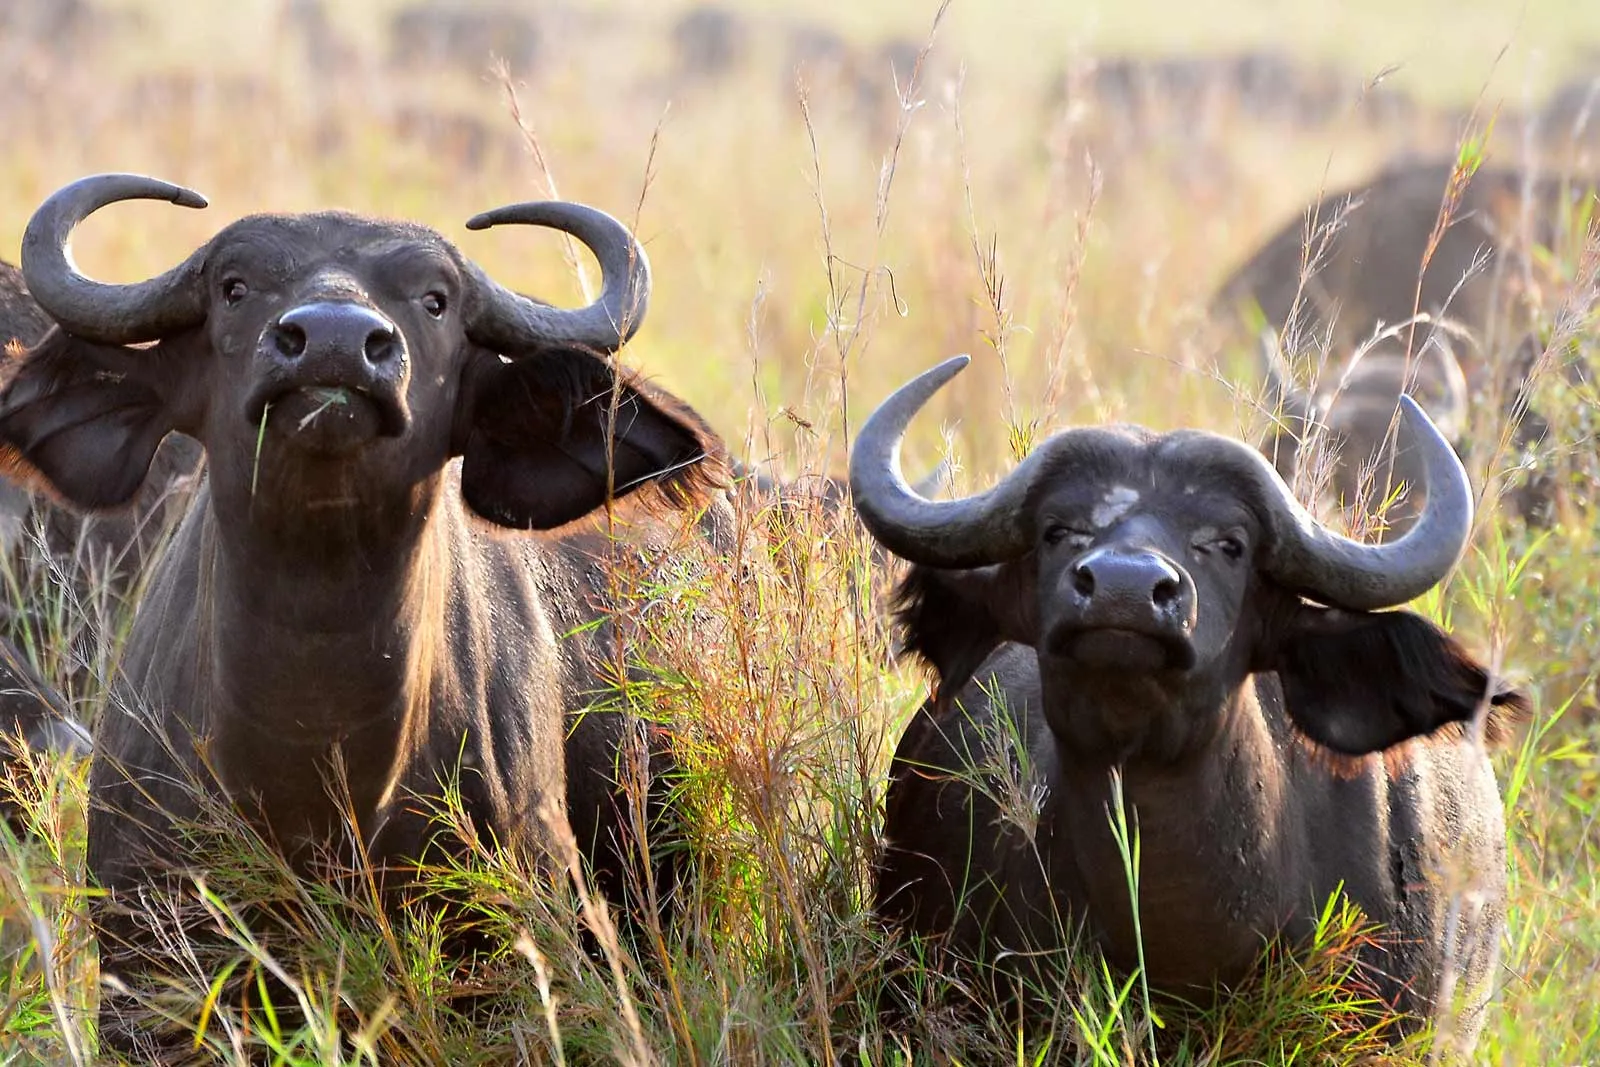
<box><xmin>21</xmin><ymin>173</ymin><xmax>210</xmax><ymax>345</ymax></box>
<box><xmin>1268</xmin><ymin>394</ymin><xmax>1472</xmax><ymax>607</ymax></box>
<box><xmin>1260</xmin><ymin>325</ymin><xmax>1291</xmax><ymax>399</ymax></box>
<box><xmin>850</xmin><ymin>355</ymin><xmax>1067</xmax><ymax>568</ymax></box>
<box><xmin>463</xmin><ymin>201</ymin><xmax>650</xmax><ymax>355</ymax></box>
<box><xmin>1417</xmin><ymin>330</ymin><xmax>1470</xmax><ymax>440</ymax></box>
<box><xmin>1260</xmin><ymin>326</ymin><xmax>1316</xmax><ymax>423</ymax></box>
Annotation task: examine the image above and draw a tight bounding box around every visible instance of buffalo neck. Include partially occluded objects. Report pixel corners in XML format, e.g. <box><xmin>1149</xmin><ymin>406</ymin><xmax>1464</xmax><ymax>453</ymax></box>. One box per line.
<box><xmin>1036</xmin><ymin>664</ymin><xmax>1309</xmax><ymax>989</ymax></box>
<box><xmin>194</xmin><ymin>473</ymin><xmax>463</xmax><ymax>853</ymax></box>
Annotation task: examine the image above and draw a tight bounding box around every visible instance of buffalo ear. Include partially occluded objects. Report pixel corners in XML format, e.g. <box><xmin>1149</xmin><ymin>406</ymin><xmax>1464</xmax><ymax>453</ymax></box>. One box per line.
<box><xmin>456</xmin><ymin>346</ymin><xmax>723</xmax><ymax>529</ymax></box>
<box><xmin>0</xmin><ymin>330</ymin><xmax>193</xmax><ymax>510</ymax></box>
<box><xmin>1267</xmin><ymin>604</ymin><xmax>1527</xmax><ymax>755</ymax></box>
<box><xmin>891</xmin><ymin>558</ymin><xmax>1038</xmax><ymax>694</ymax></box>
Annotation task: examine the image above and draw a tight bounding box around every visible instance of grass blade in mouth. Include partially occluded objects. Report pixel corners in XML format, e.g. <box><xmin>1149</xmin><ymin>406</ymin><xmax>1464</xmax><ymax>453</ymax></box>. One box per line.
<box><xmin>250</xmin><ymin>387</ymin><xmax>355</xmax><ymax>497</ymax></box>
<box><xmin>297</xmin><ymin>387</ymin><xmax>352</xmax><ymax>431</ymax></box>
<box><xmin>251</xmin><ymin>402</ymin><xmax>271</xmax><ymax>498</ymax></box>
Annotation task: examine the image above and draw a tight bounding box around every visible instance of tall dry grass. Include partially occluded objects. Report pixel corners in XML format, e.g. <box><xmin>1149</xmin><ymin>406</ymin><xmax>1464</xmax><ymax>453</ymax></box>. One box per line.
<box><xmin>0</xmin><ymin>0</ymin><xmax>1598</xmax><ymax>1062</ymax></box>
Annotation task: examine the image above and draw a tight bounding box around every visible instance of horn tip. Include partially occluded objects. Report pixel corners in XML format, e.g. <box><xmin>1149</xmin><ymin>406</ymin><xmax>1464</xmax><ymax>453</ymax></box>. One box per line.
<box><xmin>894</xmin><ymin>354</ymin><xmax>971</xmax><ymax>398</ymax></box>
<box><xmin>173</xmin><ymin>188</ymin><xmax>209</xmax><ymax>210</ymax></box>
<box><xmin>463</xmin><ymin>202</ymin><xmax>564</xmax><ymax>232</ymax></box>
<box><xmin>1396</xmin><ymin>393</ymin><xmax>1434</xmax><ymax>431</ymax></box>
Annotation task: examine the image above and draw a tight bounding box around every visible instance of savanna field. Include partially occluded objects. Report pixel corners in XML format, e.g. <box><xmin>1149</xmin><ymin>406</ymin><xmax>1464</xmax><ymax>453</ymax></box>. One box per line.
<box><xmin>1</xmin><ymin>0</ymin><xmax>1599</xmax><ymax>1063</ymax></box>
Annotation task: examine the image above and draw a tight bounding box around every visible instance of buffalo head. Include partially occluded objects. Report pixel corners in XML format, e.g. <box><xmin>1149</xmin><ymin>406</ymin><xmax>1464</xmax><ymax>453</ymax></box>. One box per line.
<box><xmin>851</xmin><ymin>356</ymin><xmax>1502</xmax><ymax>764</ymax></box>
<box><xmin>0</xmin><ymin>174</ymin><xmax>713</xmax><ymax>543</ymax></box>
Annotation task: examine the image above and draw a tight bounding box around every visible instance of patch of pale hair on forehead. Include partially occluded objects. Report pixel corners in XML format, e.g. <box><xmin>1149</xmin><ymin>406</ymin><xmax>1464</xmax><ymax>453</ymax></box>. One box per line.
<box><xmin>1091</xmin><ymin>484</ymin><xmax>1140</xmax><ymax>528</ymax></box>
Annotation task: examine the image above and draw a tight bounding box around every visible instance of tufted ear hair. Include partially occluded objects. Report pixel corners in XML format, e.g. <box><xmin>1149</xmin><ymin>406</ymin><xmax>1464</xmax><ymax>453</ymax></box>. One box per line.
<box><xmin>0</xmin><ymin>329</ymin><xmax>203</xmax><ymax>510</ymax></box>
<box><xmin>1267</xmin><ymin>603</ymin><xmax>1527</xmax><ymax>755</ymax></box>
<box><xmin>454</xmin><ymin>345</ymin><xmax>726</xmax><ymax>529</ymax></box>
<box><xmin>891</xmin><ymin>558</ymin><xmax>1039</xmax><ymax>698</ymax></box>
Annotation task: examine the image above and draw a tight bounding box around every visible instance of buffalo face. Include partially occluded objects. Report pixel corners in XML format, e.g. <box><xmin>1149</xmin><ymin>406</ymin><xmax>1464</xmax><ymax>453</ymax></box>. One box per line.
<box><xmin>854</xmin><ymin>356</ymin><xmax>1512</xmax><ymax>766</ymax></box>
<box><xmin>1020</xmin><ymin>451</ymin><xmax>1261</xmax><ymax>757</ymax></box>
<box><xmin>0</xmin><ymin>174</ymin><xmax>719</xmax><ymax>542</ymax></box>
<box><xmin>180</xmin><ymin>217</ymin><xmax>467</xmax><ymax>519</ymax></box>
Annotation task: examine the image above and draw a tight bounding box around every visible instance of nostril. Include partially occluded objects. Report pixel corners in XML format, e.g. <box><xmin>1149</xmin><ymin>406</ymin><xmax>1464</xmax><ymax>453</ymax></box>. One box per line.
<box><xmin>1072</xmin><ymin>563</ymin><xmax>1096</xmax><ymax>598</ymax></box>
<box><xmin>1152</xmin><ymin>574</ymin><xmax>1181</xmax><ymax>608</ymax></box>
<box><xmin>364</xmin><ymin>327</ymin><xmax>400</xmax><ymax>364</ymax></box>
<box><xmin>271</xmin><ymin>323</ymin><xmax>306</xmax><ymax>359</ymax></box>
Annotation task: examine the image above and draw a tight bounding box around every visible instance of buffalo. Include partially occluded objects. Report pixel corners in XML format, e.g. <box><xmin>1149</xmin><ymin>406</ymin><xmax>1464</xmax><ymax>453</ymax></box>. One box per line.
<box><xmin>387</xmin><ymin>2</ymin><xmax>541</xmax><ymax>77</ymax></box>
<box><xmin>1258</xmin><ymin>317</ymin><xmax>1472</xmax><ymax>535</ymax></box>
<box><xmin>1214</xmin><ymin>160</ymin><xmax>1599</xmax><ymax>526</ymax></box>
<box><xmin>0</xmin><ymin>261</ymin><xmax>52</xmax><ymax>544</ymax></box>
<box><xmin>0</xmin><ymin>261</ymin><xmax>118</xmax><ymax>832</ymax></box>
<box><xmin>0</xmin><ymin>173</ymin><xmax>731</xmax><ymax>1056</ymax></box>
<box><xmin>1044</xmin><ymin>52</ymin><xmax>1417</xmax><ymax>191</ymax></box>
<box><xmin>670</xmin><ymin>5</ymin><xmax>750</xmax><ymax>82</ymax></box>
<box><xmin>1212</xmin><ymin>161</ymin><xmax>1580</xmax><ymax>377</ymax></box>
<box><xmin>0</xmin><ymin>635</ymin><xmax>91</xmax><ymax>986</ymax></box>
<box><xmin>777</xmin><ymin>20</ymin><xmax>934</xmax><ymax>142</ymax></box>
<box><xmin>279</xmin><ymin>0</ymin><xmax>360</xmax><ymax>75</ymax></box>
<box><xmin>0</xmin><ymin>0</ymin><xmax>96</xmax><ymax>52</ymax></box>
<box><xmin>1056</xmin><ymin>51</ymin><xmax>1346</xmax><ymax>130</ymax></box>
<box><xmin>0</xmin><ymin>634</ymin><xmax>90</xmax><ymax>838</ymax></box>
<box><xmin>1541</xmin><ymin>71</ymin><xmax>1600</xmax><ymax>144</ymax></box>
<box><xmin>852</xmin><ymin>356</ymin><xmax>1523</xmax><ymax>1054</ymax></box>
<box><xmin>0</xmin><ymin>256</ymin><xmax>201</xmax><ymax>647</ymax></box>
<box><xmin>783</xmin><ymin>21</ymin><xmax>853</xmax><ymax>84</ymax></box>
<box><xmin>0</xmin><ymin>260</ymin><xmax>50</xmax><ymax>346</ymax></box>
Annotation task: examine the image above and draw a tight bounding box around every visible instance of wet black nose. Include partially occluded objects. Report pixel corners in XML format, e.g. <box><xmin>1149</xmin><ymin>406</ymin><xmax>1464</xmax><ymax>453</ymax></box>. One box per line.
<box><xmin>1070</xmin><ymin>546</ymin><xmax>1191</xmax><ymax>619</ymax></box>
<box><xmin>266</xmin><ymin>303</ymin><xmax>401</xmax><ymax>366</ymax></box>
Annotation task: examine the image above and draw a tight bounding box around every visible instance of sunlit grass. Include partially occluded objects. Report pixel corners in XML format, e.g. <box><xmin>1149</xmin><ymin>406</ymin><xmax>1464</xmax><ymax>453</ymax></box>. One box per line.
<box><xmin>0</xmin><ymin>0</ymin><xmax>1596</xmax><ymax>1062</ymax></box>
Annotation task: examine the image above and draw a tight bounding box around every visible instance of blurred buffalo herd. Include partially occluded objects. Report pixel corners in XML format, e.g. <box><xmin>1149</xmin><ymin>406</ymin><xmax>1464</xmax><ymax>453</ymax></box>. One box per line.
<box><xmin>0</xmin><ymin>0</ymin><xmax>938</xmax><ymax>163</ymax></box>
<box><xmin>1</xmin><ymin>0</ymin><xmax>1596</xmax><ymax>171</ymax></box>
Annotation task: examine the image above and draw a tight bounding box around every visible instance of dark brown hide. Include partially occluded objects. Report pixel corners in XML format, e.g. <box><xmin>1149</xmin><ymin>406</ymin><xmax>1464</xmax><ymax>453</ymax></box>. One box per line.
<box><xmin>1216</xmin><ymin>160</ymin><xmax>1598</xmax><ymax>526</ymax></box>
<box><xmin>0</xmin><ymin>259</ymin><xmax>167</xmax><ymax>817</ymax></box>
<box><xmin>857</xmin><ymin>363</ymin><xmax>1522</xmax><ymax>1056</ymax></box>
<box><xmin>0</xmin><ymin>258</ymin><xmax>203</xmax><ymax>588</ymax></box>
<box><xmin>0</xmin><ymin>262</ymin><xmax>55</xmax><ymax>541</ymax></box>
<box><xmin>0</xmin><ymin>261</ymin><xmax>50</xmax><ymax>346</ymax></box>
<box><xmin>1214</xmin><ymin>162</ymin><xmax>1590</xmax><ymax>365</ymax></box>
<box><xmin>0</xmin><ymin>183</ymin><xmax>725</xmax><ymax>1057</ymax></box>
<box><xmin>0</xmin><ymin>634</ymin><xmax>90</xmax><ymax>837</ymax></box>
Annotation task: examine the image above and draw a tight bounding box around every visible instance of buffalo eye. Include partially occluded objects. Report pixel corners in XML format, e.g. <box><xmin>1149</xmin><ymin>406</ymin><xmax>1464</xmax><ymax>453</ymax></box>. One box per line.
<box><xmin>1193</xmin><ymin>531</ymin><xmax>1246</xmax><ymax>561</ymax></box>
<box><xmin>421</xmin><ymin>291</ymin><xmax>448</xmax><ymax>318</ymax></box>
<box><xmin>1042</xmin><ymin>523</ymin><xmax>1093</xmax><ymax>550</ymax></box>
<box><xmin>222</xmin><ymin>278</ymin><xmax>249</xmax><ymax>306</ymax></box>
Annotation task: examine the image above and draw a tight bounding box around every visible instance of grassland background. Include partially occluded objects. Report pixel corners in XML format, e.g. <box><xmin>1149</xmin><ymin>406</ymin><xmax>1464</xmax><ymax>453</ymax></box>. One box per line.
<box><xmin>1</xmin><ymin>0</ymin><xmax>1599</xmax><ymax>1063</ymax></box>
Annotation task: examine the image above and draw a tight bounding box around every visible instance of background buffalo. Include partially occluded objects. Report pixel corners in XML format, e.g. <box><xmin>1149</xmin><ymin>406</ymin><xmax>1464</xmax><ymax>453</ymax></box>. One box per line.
<box><xmin>1212</xmin><ymin>162</ymin><xmax>1598</xmax><ymax>534</ymax></box>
